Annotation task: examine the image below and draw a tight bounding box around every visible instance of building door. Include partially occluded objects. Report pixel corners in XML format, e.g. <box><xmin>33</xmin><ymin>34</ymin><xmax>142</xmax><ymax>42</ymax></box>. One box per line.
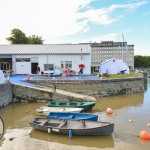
<box><xmin>31</xmin><ymin>63</ymin><xmax>38</xmax><ymax>74</ymax></box>
<box><xmin>16</xmin><ymin>62</ymin><xmax>31</xmax><ymax>74</ymax></box>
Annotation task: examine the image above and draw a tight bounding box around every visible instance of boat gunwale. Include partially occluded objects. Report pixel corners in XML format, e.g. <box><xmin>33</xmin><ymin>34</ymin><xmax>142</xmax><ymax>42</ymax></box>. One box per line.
<box><xmin>30</xmin><ymin>119</ymin><xmax>114</xmax><ymax>131</ymax></box>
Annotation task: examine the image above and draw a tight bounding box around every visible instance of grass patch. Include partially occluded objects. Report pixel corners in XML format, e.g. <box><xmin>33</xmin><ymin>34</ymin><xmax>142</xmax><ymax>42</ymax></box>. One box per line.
<box><xmin>92</xmin><ymin>72</ymin><xmax>136</xmax><ymax>79</ymax></box>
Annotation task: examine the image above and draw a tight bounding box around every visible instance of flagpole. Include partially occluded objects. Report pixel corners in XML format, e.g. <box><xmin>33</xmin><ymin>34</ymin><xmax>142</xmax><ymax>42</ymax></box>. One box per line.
<box><xmin>122</xmin><ymin>41</ymin><xmax>123</xmax><ymax>61</ymax></box>
<box><xmin>81</xmin><ymin>49</ymin><xmax>82</xmax><ymax>60</ymax></box>
<box><xmin>122</xmin><ymin>34</ymin><xmax>124</xmax><ymax>61</ymax></box>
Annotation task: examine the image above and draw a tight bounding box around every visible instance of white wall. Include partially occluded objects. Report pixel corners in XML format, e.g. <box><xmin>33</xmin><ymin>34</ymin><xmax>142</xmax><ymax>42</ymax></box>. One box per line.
<box><xmin>41</xmin><ymin>54</ymin><xmax>91</xmax><ymax>74</ymax></box>
<box><xmin>16</xmin><ymin>62</ymin><xmax>31</xmax><ymax>74</ymax></box>
<box><xmin>13</xmin><ymin>55</ymin><xmax>38</xmax><ymax>74</ymax></box>
<box><xmin>13</xmin><ymin>53</ymin><xmax>91</xmax><ymax>75</ymax></box>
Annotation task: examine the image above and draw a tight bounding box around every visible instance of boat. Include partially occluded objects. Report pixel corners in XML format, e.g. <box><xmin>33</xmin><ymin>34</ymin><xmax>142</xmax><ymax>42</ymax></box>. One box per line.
<box><xmin>36</xmin><ymin>106</ymin><xmax>83</xmax><ymax>116</ymax></box>
<box><xmin>29</xmin><ymin>118</ymin><xmax>114</xmax><ymax>136</ymax></box>
<box><xmin>47</xmin><ymin>101</ymin><xmax>96</xmax><ymax>111</ymax></box>
<box><xmin>46</xmin><ymin>112</ymin><xmax>99</xmax><ymax>121</ymax></box>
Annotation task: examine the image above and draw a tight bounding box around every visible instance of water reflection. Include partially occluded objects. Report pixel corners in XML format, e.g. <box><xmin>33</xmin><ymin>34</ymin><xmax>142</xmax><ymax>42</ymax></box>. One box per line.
<box><xmin>93</xmin><ymin>92</ymin><xmax>144</xmax><ymax>112</ymax></box>
<box><xmin>0</xmin><ymin>82</ymin><xmax>149</xmax><ymax>150</ymax></box>
<box><xmin>30</xmin><ymin>129</ymin><xmax>114</xmax><ymax>148</ymax></box>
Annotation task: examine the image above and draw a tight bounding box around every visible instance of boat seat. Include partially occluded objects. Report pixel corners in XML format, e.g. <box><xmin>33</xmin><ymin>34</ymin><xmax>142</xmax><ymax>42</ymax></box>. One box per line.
<box><xmin>40</xmin><ymin>119</ymin><xmax>50</xmax><ymax>126</ymax></box>
<box><xmin>56</xmin><ymin>102</ymin><xmax>60</xmax><ymax>106</ymax></box>
<box><xmin>57</xmin><ymin>120</ymin><xmax>67</xmax><ymax>128</ymax></box>
<box><xmin>77</xmin><ymin>120</ymin><xmax>85</xmax><ymax>129</ymax></box>
<box><xmin>77</xmin><ymin>103</ymin><xmax>81</xmax><ymax>106</ymax></box>
<box><xmin>66</xmin><ymin>102</ymin><xmax>70</xmax><ymax>106</ymax></box>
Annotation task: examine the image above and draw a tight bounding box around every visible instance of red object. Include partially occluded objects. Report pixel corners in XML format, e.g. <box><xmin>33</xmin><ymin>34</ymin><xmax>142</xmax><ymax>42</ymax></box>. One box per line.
<box><xmin>26</xmin><ymin>74</ymin><xmax>31</xmax><ymax>80</ymax></box>
<box><xmin>140</xmin><ymin>131</ymin><xmax>150</xmax><ymax>139</ymax></box>
<box><xmin>79</xmin><ymin>64</ymin><xmax>85</xmax><ymax>68</ymax></box>
<box><xmin>106</xmin><ymin>108</ymin><xmax>113</xmax><ymax>114</ymax></box>
<box><xmin>64</xmin><ymin>69</ymin><xmax>69</xmax><ymax>74</ymax></box>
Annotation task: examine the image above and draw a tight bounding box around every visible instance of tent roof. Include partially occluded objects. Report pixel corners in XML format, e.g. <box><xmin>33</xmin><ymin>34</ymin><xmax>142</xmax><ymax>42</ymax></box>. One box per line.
<box><xmin>100</xmin><ymin>58</ymin><xmax>128</xmax><ymax>66</ymax></box>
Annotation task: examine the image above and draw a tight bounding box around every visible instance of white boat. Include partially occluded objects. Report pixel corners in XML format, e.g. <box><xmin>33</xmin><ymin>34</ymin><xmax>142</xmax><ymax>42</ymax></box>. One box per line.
<box><xmin>36</xmin><ymin>106</ymin><xmax>83</xmax><ymax>116</ymax></box>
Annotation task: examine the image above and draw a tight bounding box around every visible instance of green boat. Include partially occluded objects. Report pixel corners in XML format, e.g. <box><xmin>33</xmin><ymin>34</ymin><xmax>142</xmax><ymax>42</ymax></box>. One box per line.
<box><xmin>47</xmin><ymin>101</ymin><xmax>96</xmax><ymax>111</ymax></box>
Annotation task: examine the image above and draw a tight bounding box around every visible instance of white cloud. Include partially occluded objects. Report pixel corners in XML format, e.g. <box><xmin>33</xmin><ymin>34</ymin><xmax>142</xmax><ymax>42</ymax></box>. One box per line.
<box><xmin>0</xmin><ymin>0</ymin><xmax>92</xmax><ymax>44</ymax></box>
<box><xmin>81</xmin><ymin>33</ymin><xmax>119</xmax><ymax>43</ymax></box>
<box><xmin>0</xmin><ymin>0</ymin><xmax>148</xmax><ymax>44</ymax></box>
<box><xmin>77</xmin><ymin>0</ymin><xmax>148</xmax><ymax>25</ymax></box>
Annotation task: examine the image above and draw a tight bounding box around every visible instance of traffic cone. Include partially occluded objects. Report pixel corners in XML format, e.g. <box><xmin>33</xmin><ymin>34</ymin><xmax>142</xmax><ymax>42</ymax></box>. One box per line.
<box><xmin>5</xmin><ymin>75</ymin><xmax>10</xmax><ymax>83</ymax></box>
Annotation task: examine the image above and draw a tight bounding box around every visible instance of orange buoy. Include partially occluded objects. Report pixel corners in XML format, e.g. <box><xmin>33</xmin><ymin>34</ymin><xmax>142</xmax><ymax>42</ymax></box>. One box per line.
<box><xmin>139</xmin><ymin>131</ymin><xmax>150</xmax><ymax>140</ymax></box>
<box><xmin>106</xmin><ymin>108</ymin><xmax>113</xmax><ymax>114</ymax></box>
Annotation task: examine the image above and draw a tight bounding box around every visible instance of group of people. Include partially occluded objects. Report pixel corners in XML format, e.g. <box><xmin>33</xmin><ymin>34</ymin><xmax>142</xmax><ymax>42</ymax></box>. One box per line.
<box><xmin>63</xmin><ymin>67</ymin><xmax>83</xmax><ymax>77</ymax></box>
<box><xmin>36</xmin><ymin>65</ymin><xmax>84</xmax><ymax>78</ymax></box>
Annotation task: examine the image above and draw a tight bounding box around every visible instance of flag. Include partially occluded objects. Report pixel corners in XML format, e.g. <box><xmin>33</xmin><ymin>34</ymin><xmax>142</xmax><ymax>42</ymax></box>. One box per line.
<box><xmin>125</xmin><ymin>42</ymin><xmax>128</xmax><ymax>50</ymax></box>
<box><xmin>122</xmin><ymin>34</ymin><xmax>128</xmax><ymax>50</ymax></box>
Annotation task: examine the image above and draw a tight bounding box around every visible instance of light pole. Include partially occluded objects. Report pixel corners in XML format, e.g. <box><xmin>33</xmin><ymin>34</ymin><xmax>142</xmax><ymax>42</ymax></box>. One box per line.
<box><xmin>81</xmin><ymin>49</ymin><xmax>82</xmax><ymax>60</ymax></box>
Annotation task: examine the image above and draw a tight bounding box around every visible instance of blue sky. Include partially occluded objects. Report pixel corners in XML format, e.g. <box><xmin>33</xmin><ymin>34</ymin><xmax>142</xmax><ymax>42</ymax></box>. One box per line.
<box><xmin>0</xmin><ymin>0</ymin><xmax>149</xmax><ymax>55</ymax></box>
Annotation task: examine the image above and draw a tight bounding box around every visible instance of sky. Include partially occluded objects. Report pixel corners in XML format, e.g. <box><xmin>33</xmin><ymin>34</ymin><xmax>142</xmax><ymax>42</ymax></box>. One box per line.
<box><xmin>0</xmin><ymin>0</ymin><xmax>150</xmax><ymax>56</ymax></box>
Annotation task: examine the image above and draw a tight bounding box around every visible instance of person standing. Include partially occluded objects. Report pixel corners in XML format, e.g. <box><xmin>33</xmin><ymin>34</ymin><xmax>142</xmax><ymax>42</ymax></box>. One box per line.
<box><xmin>79</xmin><ymin>67</ymin><xmax>83</xmax><ymax>78</ymax></box>
<box><xmin>37</xmin><ymin>65</ymin><xmax>40</xmax><ymax>77</ymax></box>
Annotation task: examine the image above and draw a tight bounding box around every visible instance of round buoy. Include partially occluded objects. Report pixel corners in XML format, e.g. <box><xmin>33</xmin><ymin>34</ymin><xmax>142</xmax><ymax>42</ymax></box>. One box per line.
<box><xmin>129</xmin><ymin>119</ymin><xmax>133</xmax><ymax>122</ymax></box>
<box><xmin>147</xmin><ymin>123</ymin><xmax>150</xmax><ymax>127</ymax></box>
<box><xmin>139</xmin><ymin>131</ymin><xmax>150</xmax><ymax>139</ymax></box>
<box><xmin>106</xmin><ymin>108</ymin><xmax>113</xmax><ymax>114</ymax></box>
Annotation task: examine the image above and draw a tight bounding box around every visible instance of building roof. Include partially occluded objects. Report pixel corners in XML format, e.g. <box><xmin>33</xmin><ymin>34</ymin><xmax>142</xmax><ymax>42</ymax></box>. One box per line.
<box><xmin>0</xmin><ymin>44</ymin><xmax>90</xmax><ymax>55</ymax></box>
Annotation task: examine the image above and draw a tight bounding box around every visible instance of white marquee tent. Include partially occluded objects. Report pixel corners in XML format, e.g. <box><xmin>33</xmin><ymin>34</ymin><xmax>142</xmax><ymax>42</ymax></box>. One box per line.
<box><xmin>99</xmin><ymin>58</ymin><xmax>130</xmax><ymax>74</ymax></box>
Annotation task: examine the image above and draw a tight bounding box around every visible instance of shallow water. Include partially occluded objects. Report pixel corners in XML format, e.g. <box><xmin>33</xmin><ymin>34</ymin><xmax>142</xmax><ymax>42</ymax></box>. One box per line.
<box><xmin>0</xmin><ymin>80</ymin><xmax>150</xmax><ymax>150</ymax></box>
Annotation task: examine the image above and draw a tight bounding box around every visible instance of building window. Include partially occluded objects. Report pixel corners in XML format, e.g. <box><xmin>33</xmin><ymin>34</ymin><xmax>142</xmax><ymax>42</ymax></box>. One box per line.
<box><xmin>16</xmin><ymin>58</ymin><xmax>30</xmax><ymax>62</ymax></box>
<box><xmin>61</xmin><ymin>61</ymin><xmax>72</xmax><ymax>69</ymax></box>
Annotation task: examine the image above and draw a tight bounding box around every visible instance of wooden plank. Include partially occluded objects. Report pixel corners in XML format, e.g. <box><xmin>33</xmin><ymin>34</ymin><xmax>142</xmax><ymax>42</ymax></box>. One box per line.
<box><xmin>77</xmin><ymin>120</ymin><xmax>85</xmax><ymax>129</ymax></box>
<box><xmin>57</xmin><ymin>120</ymin><xmax>66</xmax><ymax>128</ymax></box>
<box><xmin>40</xmin><ymin>119</ymin><xmax>50</xmax><ymax>126</ymax></box>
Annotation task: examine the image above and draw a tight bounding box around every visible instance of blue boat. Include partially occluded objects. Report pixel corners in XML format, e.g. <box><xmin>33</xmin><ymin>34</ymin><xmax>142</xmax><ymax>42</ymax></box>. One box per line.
<box><xmin>46</xmin><ymin>112</ymin><xmax>99</xmax><ymax>121</ymax></box>
<box><xmin>47</xmin><ymin>101</ymin><xmax>96</xmax><ymax>111</ymax></box>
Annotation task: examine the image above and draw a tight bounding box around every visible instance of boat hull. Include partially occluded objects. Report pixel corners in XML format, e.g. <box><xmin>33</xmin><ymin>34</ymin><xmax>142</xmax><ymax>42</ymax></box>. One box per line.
<box><xmin>29</xmin><ymin>118</ymin><xmax>114</xmax><ymax>136</ymax></box>
<box><xmin>47</xmin><ymin>101</ymin><xmax>96</xmax><ymax>111</ymax></box>
<box><xmin>46</xmin><ymin>112</ymin><xmax>99</xmax><ymax>121</ymax></box>
<box><xmin>36</xmin><ymin>107</ymin><xmax>83</xmax><ymax>116</ymax></box>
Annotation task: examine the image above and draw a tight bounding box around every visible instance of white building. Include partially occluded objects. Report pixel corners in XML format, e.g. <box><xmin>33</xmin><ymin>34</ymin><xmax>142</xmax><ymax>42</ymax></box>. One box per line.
<box><xmin>90</xmin><ymin>41</ymin><xmax>134</xmax><ymax>72</ymax></box>
<box><xmin>0</xmin><ymin>44</ymin><xmax>91</xmax><ymax>75</ymax></box>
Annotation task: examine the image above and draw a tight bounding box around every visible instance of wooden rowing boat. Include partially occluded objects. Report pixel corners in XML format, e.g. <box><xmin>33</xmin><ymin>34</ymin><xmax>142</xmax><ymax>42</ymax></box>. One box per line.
<box><xmin>47</xmin><ymin>101</ymin><xmax>96</xmax><ymax>111</ymax></box>
<box><xmin>46</xmin><ymin>112</ymin><xmax>99</xmax><ymax>121</ymax></box>
<box><xmin>36</xmin><ymin>106</ymin><xmax>83</xmax><ymax>116</ymax></box>
<box><xmin>29</xmin><ymin>118</ymin><xmax>114</xmax><ymax>136</ymax></box>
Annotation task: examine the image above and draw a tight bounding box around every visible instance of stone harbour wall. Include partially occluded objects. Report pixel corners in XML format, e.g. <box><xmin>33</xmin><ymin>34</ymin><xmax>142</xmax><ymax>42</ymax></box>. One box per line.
<box><xmin>12</xmin><ymin>84</ymin><xmax>53</xmax><ymax>103</ymax></box>
<box><xmin>28</xmin><ymin>77</ymin><xmax>144</xmax><ymax>97</ymax></box>
<box><xmin>0</xmin><ymin>83</ymin><xmax>12</xmax><ymax>107</ymax></box>
<box><xmin>12</xmin><ymin>84</ymin><xmax>96</xmax><ymax>102</ymax></box>
<box><xmin>0</xmin><ymin>77</ymin><xmax>145</xmax><ymax>106</ymax></box>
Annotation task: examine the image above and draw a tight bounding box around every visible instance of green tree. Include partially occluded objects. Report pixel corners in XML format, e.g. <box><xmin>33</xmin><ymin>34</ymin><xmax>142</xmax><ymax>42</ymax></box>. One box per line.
<box><xmin>6</xmin><ymin>28</ymin><xmax>44</xmax><ymax>44</ymax></box>
<box><xmin>28</xmin><ymin>35</ymin><xmax>44</xmax><ymax>44</ymax></box>
<box><xmin>134</xmin><ymin>55</ymin><xmax>150</xmax><ymax>68</ymax></box>
<box><xmin>6</xmin><ymin>28</ymin><xmax>28</xmax><ymax>44</ymax></box>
